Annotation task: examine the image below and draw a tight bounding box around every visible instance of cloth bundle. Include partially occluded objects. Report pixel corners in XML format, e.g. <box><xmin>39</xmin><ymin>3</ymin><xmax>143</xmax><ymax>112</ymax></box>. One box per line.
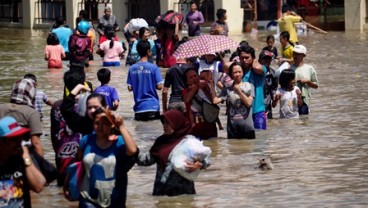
<box><xmin>168</xmin><ymin>135</ymin><xmax>211</xmax><ymax>181</ymax></box>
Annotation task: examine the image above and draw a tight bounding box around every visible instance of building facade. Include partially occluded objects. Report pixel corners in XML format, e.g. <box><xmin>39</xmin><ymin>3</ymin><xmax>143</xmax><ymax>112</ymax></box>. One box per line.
<box><xmin>0</xmin><ymin>0</ymin><xmax>366</xmax><ymax>32</ymax></box>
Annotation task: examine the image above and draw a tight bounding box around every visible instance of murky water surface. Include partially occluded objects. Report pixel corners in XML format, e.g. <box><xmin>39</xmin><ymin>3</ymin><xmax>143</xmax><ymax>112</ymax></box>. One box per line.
<box><xmin>0</xmin><ymin>28</ymin><xmax>367</xmax><ymax>207</ymax></box>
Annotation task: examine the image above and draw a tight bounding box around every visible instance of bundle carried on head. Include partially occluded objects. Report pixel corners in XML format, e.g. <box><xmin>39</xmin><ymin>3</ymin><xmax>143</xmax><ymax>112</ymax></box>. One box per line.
<box><xmin>155</xmin><ymin>10</ymin><xmax>184</xmax><ymax>29</ymax></box>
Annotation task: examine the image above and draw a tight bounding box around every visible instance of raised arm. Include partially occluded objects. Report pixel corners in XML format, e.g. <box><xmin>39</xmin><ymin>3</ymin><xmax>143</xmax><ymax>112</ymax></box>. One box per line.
<box><xmin>252</xmin><ymin>59</ymin><xmax>264</xmax><ymax>75</ymax></box>
<box><xmin>116</xmin><ymin>117</ymin><xmax>137</xmax><ymax>156</ymax></box>
<box><xmin>22</xmin><ymin>146</ymin><xmax>46</xmax><ymax>193</ymax></box>
<box><xmin>60</xmin><ymin>84</ymin><xmax>92</xmax><ymax>135</ymax></box>
<box><xmin>174</xmin><ymin>16</ymin><xmax>180</xmax><ymax>40</ymax></box>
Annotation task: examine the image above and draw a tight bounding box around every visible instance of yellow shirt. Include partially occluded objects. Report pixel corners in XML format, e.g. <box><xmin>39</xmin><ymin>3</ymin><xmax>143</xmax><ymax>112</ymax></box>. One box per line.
<box><xmin>278</xmin><ymin>15</ymin><xmax>302</xmax><ymax>44</ymax></box>
<box><xmin>87</xmin><ymin>29</ymin><xmax>96</xmax><ymax>51</ymax></box>
<box><xmin>282</xmin><ymin>44</ymin><xmax>294</xmax><ymax>61</ymax></box>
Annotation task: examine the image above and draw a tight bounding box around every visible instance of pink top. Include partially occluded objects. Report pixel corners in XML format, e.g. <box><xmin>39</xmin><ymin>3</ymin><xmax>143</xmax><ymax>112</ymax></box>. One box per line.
<box><xmin>99</xmin><ymin>40</ymin><xmax>123</xmax><ymax>63</ymax></box>
<box><xmin>44</xmin><ymin>45</ymin><xmax>65</xmax><ymax>61</ymax></box>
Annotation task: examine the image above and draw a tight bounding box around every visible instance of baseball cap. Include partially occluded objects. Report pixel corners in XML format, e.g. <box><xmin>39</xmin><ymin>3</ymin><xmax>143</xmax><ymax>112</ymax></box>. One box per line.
<box><xmin>0</xmin><ymin>116</ymin><xmax>30</xmax><ymax>138</ymax></box>
<box><xmin>259</xmin><ymin>50</ymin><xmax>274</xmax><ymax>59</ymax></box>
<box><xmin>293</xmin><ymin>45</ymin><xmax>307</xmax><ymax>55</ymax></box>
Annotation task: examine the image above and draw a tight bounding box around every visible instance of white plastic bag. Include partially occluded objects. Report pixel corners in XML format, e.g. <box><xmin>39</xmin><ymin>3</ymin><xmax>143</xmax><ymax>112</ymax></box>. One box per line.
<box><xmin>77</xmin><ymin>91</ymin><xmax>91</xmax><ymax>116</ymax></box>
<box><xmin>169</xmin><ymin>135</ymin><xmax>211</xmax><ymax>181</ymax></box>
<box><xmin>127</xmin><ymin>18</ymin><xmax>149</xmax><ymax>34</ymax></box>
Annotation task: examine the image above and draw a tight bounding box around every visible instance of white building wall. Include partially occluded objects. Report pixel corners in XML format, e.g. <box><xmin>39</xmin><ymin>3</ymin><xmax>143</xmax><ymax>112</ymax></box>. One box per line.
<box><xmin>65</xmin><ymin>0</ymin><xmax>82</xmax><ymax>29</ymax></box>
<box><xmin>23</xmin><ymin>0</ymin><xmax>36</xmax><ymax>28</ymax></box>
<box><xmin>161</xmin><ymin>0</ymin><xmax>179</xmax><ymax>13</ymax></box>
<box><xmin>7</xmin><ymin>0</ymin><xmax>368</xmax><ymax>32</ymax></box>
<box><xmin>112</xmin><ymin>0</ymin><xmax>128</xmax><ymax>26</ymax></box>
<box><xmin>214</xmin><ymin>0</ymin><xmax>244</xmax><ymax>34</ymax></box>
<box><xmin>345</xmin><ymin>0</ymin><xmax>366</xmax><ymax>31</ymax></box>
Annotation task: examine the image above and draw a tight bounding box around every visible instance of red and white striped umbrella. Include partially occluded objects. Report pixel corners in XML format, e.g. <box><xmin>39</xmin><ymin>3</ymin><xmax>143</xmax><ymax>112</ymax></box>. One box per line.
<box><xmin>173</xmin><ymin>35</ymin><xmax>239</xmax><ymax>59</ymax></box>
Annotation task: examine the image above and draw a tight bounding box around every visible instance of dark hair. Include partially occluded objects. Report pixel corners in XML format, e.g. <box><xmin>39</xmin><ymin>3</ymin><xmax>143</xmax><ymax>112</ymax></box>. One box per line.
<box><xmin>69</xmin><ymin>63</ymin><xmax>85</xmax><ymax>72</ymax></box>
<box><xmin>63</xmin><ymin>69</ymin><xmax>86</xmax><ymax>93</ymax></box>
<box><xmin>24</xmin><ymin>73</ymin><xmax>37</xmax><ymax>82</ymax></box>
<box><xmin>76</xmin><ymin>17</ymin><xmax>81</xmax><ymax>25</ymax></box>
<box><xmin>237</xmin><ymin>44</ymin><xmax>256</xmax><ymax>59</ymax></box>
<box><xmin>139</xmin><ymin>27</ymin><xmax>149</xmax><ymax>39</ymax></box>
<box><xmin>216</xmin><ymin>8</ymin><xmax>227</xmax><ymax>20</ymax></box>
<box><xmin>189</xmin><ymin>1</ymin><xmax>198</xmax><ymax>7</ymax></box>
<box><xmin>239</xmin><ymin>40</ymin><xmax>249</xmax><ymax>47</ymax></box>
<box><xmin>279</xmin><ymin>69</ymin><xmax>295</xmax><ymax>90</ymax></box>
<box><xmin>137</xmin><ymin>40</ymin><xmax>151</xmax><ymax>57</ymax></box>
<box><xmin>282</xmin><ymin>4</ymin><xmax>291</xmax><ymax>13</ymax></box>
<box><xmin>55</xmin><ymin>16</ymin><xmax>65</xmax><ymax>27</ymax></box>
<box><xmin>280</xmin><ymin>31</ymin><xmax>294</xmax><ymax>46</ymax></box>
<box><xmin>87</xmin><ymin>93</ymin><xmax>107</xmax><ymax>108</ymax></box>
<box><xmin>97</xmin><ymin>68</ymin><xmax>111</xmax><ymax>85</ymax></box>
<box><xmin>266</xmin><ymin>35</ymin><xmax>275</xmax><ymax>42</ymax></box>
<box><xmin>183</xmin><ymin>68</ymin><xmax>198</xmax><ymax>85</ymax></box>
<box><xmin>229</xmin><ymin>51</ymin><xmax>238</xmax><ymax>62</ymax></box>
<box><xmin>47</xmin><ymin>33</ymin><xmax>60</xmax><ymax>45</ymax></box>
<box><xmin>91</xmin><ymin>106</ymin><xmax>120</xmax><ymax>135</ymax></box>
<box><xmin>106</xmin><ymin>30</ymin><xmax>115</xmax><ymax>49</ymax></box>
<box><xmin>174</xmin><ymin>36</ymin><xmax>189</xmax><ymax>51</ymax></box>
<box><xmin>92</xmin><ymin>107</ymin><xmax>104</xmax><ymax>120</ymax></box>
<box><xmin>79</xmin><ymin>10</ymin><xmax>88</xmax><ymax>20</ymax></box>
<box><xmin>228</xmin><ymin>62</ymin><xmax>246</xmax><ymax>79</ymax></box>
<box><xmin>181</xmin><ymin>36</ymin><xmax>190</xmax><ymax>42</ymax></box>
<box><xmin>259</xmin><ymin>50</ymin><xmax>273</xmax><ymax>60</ymax></box>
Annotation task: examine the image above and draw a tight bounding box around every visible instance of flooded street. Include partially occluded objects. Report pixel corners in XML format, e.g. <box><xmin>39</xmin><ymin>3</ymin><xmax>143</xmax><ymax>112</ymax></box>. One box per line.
<box><xmin>0</xmin><ymin>28</ymin><xmax>367</xmax><ymax>207</ymax></box>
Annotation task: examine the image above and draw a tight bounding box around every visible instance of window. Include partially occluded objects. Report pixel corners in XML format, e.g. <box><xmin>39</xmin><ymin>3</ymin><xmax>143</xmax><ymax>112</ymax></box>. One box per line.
<box><xmin>0</xmin><ymin>0</ymin><xmax>22</xmax><ymax>23</ymax></box>
<box><xmin>126</xmin><ymin>0</ymin><xmax>160</xmax><ymax>26</ymax></box>
<box><xmin>35</xmin><ymin>0</ymin><xmax>65</xmax><ymax>24</ymax></box>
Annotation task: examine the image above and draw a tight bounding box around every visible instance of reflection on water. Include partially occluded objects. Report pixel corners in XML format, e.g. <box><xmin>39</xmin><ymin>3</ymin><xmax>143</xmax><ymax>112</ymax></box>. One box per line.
<box><xmin>0</xmin><ymin>28</ymin><xmax>368</xmax><ymax>207</ymax></box>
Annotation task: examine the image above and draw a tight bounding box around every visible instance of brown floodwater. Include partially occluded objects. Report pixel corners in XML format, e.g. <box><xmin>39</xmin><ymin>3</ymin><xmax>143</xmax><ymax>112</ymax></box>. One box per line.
<box><xmin>0</xmin><ymin>28</ymin><xmax>367</xmax><ymax>207</ymax></box>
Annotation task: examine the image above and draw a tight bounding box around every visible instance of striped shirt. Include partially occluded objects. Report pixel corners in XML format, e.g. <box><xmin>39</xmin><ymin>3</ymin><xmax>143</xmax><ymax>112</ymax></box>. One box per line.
<box><xmin>35</xmin><ymin>90</ymin><xmax>49</xmax><ymax>118</ymax></box>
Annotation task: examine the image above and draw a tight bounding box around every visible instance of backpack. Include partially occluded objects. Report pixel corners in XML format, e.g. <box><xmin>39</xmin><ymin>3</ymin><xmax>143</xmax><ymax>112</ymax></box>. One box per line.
<box><xmin>70</xmin><ymin>35</ymin><xmax>91</xmax><ymax>63</ymax></box>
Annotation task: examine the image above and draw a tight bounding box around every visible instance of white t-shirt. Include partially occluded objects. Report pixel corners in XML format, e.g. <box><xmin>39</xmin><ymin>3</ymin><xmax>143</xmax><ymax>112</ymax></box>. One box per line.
<box><xmin>276</xmin><ymin>86</ymin><xmax>300</xmax><ymax>118</ymax></box>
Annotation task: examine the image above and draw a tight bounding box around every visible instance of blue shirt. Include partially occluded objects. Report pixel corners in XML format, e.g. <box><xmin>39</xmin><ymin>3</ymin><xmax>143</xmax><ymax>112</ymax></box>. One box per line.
<box><xmin>242</xmin><ymin>65</ymin><xmax>267</xmax><ymax>114</ymax></box>
<box><xmin>130</xmin><ymin>39</ymin><xmax>156</xmax><ymax>63</ymax></box>
<box><xmin>80</xmin><ymin>134</ymin><xmax>128</xmax><ymax>207</ymax></box>
<box><xmin>94</xmin><ymin>85</ymin><xmax>119</xmax><ymax>110</ymax></box>
<box><xmin>51</xmin><ymin>26</ymin><xmax>73</xmax><ymax>53</ymax></box>
<box><xmin>127</xmin><ymin>62</ymin><xmax>163</xmax><ymax>113</ymax></box>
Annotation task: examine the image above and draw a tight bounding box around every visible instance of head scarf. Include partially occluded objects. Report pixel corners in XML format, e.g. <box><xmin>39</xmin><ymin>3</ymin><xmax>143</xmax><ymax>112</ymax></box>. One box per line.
<box><xmin>10</xmin><ymin>78</ymin><xmax>36</xmax><ymax>108</ymax></box>
<box><xmin>150</xmin><ymin>110</ymin><xmax>193</xmax><ymax>170</ymax></box>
